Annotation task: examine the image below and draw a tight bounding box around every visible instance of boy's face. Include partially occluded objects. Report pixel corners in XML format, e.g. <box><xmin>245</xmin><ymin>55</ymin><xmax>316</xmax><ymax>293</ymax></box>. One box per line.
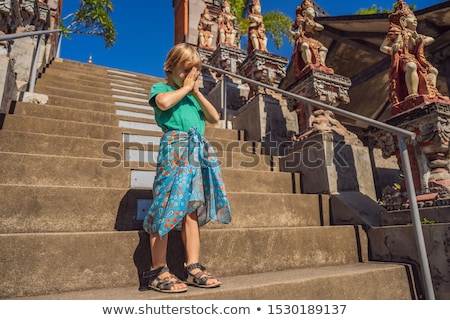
<box><xmin>171</xmin><ymin>62</ymin><xmax>193</xmax><ymax>88</ymax></box>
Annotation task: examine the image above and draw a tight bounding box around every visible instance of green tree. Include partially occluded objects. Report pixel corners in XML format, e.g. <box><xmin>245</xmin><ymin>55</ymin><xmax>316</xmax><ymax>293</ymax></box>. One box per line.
<box><xmin>60</xmin><ymin>0</ymin><xmax>117</xmax><ymax>48</ymax></box>
<box><xmin>356</xmin><ymin>3</ymin><xmax>417</xmax><ymax>15</ymax></box>
<box><xmin>227</xmin><ymin>0</ymin><xmax>294</xmax><ymax>49</ymax></box>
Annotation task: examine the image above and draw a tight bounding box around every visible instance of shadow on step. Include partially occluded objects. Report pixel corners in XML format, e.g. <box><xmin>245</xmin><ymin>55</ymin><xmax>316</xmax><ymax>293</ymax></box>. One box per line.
<box><xmin>115</xmin><ymin>189</ymin><xmax>153</xmax><ymax>231</ymax></box>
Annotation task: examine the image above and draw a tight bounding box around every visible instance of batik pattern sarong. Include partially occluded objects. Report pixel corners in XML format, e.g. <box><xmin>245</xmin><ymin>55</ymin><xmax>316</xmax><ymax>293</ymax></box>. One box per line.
<box><xmin>143</xmin><ymin>127</ymin><xmax>232</xmax><ymax>237</ymax></box>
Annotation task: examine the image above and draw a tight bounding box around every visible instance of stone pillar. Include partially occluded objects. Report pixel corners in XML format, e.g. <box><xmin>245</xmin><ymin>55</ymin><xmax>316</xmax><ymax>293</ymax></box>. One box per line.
<box><xmin>278</xmin><ymin>54</ymin><xmax>377</xmax><ymax>199</ymax></box>
<box><xmin>233</xmin><ymin>93</ymin><xmax>298</xmax><ymax>155</ymax></box>
<box><xmin>0</xmin><ymin>54</ymin><xmax>17</xmax><ymax>114</ymax></box>
<box><xmin>210</xmin><ymin>43</ymin><xmax>246</xmax><ymax>74</ymax></box>
<box><xmin>280</xmin><ymin>131</ymin><xmax>377</xmax><ymax>200</ymax></box>
<box><xmin>374</xmin><ymin>101</ymin><xmax>450</xmax><ymax>206</ymax></box>
<box><xmin>232</xmin><ymin>50</ymin><xmax>293</xmax><ymax>154</ymax></box>
<box><xmin>238</xmin><ymin>50</ymin><xmax>288</xmax><ymax>100</ymax></box>
<box><xmin>281</xmin><ymin>69</ymin><xmax>352</xmax><ymax>135</ymax></box>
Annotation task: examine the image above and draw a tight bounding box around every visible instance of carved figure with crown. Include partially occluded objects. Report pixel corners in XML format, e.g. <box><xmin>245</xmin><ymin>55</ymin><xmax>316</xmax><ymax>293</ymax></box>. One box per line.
<box><xmin>247</xmin><ymin>0</ymin><xmax>268</xmax><ymax>55</ymax></box>
<box><xmin>380</xmin><ymin>0</ymin><xmax>450</xmax><ymax>115</ymax></box>
<box><xmin>237</xmin><ymin>0</ymin><xmax>287</xmax><ymax>100</ymax></box>
<box><xmin>217</xmin><ymin>0</ymin><xmax>238</xmax><ymax>48</ymax></box>
<box><xmin>289</xmin><ymin>0</ymin><xmax>333</xmax><ymax>79</ymax></box>
<box><xmin>198</xmin><ymin>7</ymin><xmax>214</xmax><ymax>50</ymax></box>
<box><xmin>279</xmin><ymin>0</ymin><xmax>352</xmax><ymax>141</ymax></box>
<box><xmin>374</xmin><ymin>0</ymin><xmax>450</xmax><ymax>208</ymax></box>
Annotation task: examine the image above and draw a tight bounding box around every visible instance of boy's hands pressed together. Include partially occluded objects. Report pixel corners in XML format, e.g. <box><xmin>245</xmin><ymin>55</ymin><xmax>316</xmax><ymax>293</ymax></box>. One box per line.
<box><xmin>184</xmin><ymin>67</ymin><xmax>200</xmax><ymax>93</ymax></box>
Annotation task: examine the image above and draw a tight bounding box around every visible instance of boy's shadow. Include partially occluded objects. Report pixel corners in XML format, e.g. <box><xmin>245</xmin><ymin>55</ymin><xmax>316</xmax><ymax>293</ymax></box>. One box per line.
<box><xmin>134</xmin><ymin>231</ymin><xmax>186</xmax><ymax>290</ymax></box>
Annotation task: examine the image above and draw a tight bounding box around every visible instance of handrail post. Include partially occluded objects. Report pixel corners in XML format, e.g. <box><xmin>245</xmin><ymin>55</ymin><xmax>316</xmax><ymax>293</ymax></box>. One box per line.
<box><xmin>28</xmin><ymin>34</ymin><xmax>43</xmax><ymax>93</ymax></box>
<box><xmin>221</xmin><ymin>75</ymin><xmax>228</xmax><ymax>128</ymax></box>
<box><xmin>56</xmin><ymin>33</ymin><xmax>62</xmax><ymax>58</ymax></box>
<box><xmin>398</xmin><ymin>136</ymin><xmax>436</xmax><ymax>300</ymax></box>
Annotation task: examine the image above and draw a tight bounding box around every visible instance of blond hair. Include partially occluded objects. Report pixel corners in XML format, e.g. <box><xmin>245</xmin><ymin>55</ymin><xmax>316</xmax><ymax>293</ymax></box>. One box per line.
<box><xmin>164</xmin><ymin>43</ymin><xmax>202</xmax><ymax>78</ymax></box>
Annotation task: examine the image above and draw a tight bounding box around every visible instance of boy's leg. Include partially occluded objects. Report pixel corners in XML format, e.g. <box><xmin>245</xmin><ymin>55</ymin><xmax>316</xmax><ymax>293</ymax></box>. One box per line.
<box><xmin>150</xmin><ymin>233</ymin><xmax>168</xmax><ymax>269</ymax></box>
<box><xmin>150</xmin><ymin>233</ymin><xmax>187</xmax><ymax>290</ymax></box>
<box><xmin>182</xmin><ymin>211</ymin><xmax>219</xmax><ymax>286</ymax></box>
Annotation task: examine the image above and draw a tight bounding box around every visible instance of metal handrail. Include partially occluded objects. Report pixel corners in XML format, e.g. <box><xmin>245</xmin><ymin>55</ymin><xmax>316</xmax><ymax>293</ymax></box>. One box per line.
<box><xmin>0</xmin><ymin>29</ymin><xmax>62</xmax><ymax>93</ymax></box>
<box><xmin>203</xmin><ymin>63</ymin><xmax>435</xmax><ymax>300</ymax></box>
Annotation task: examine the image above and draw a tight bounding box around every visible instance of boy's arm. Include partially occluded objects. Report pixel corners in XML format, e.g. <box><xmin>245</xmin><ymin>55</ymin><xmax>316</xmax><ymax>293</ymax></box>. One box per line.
<box><xmin>192</xmin><ymin>89</ymin><xmax>220</xmax><ymax>124</ymax></box>
<box><xmin>154</xmin><ymin>86</ymin><xmax>191</xmax><ymax>111</ymax></box>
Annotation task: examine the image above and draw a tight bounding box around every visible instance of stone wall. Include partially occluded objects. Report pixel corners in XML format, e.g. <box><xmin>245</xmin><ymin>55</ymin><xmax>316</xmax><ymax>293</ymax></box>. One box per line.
<box><xmin>0</xmin><ymin>0</ymin><xmax>62</xmax><ymax>113</ymax></box>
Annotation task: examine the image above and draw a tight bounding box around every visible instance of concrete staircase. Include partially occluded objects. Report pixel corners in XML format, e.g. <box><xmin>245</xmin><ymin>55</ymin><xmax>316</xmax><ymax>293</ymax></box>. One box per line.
<box><xmin>0</xmin><ymin>59</ymin><xmax>417</xmax><ymax>300</ymax></box>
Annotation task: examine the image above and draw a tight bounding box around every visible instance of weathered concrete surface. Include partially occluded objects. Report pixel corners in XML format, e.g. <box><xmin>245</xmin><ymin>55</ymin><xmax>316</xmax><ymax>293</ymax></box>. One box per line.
<box><xmin>330</xmin><ymin>191</ymin><xmax>386</xmax><ymax>226</ymax></box>
<box><xmin>368</xmin><ymin>223</ymin><xmax>450</xmax><ymax>300</ymax></box>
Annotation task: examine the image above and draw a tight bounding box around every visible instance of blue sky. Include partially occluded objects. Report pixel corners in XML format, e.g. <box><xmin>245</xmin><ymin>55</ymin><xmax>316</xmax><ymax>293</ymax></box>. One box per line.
<box><xmin>59</xmin><ymin>0</ymin><xmax>444</xmax><ymax>79</ymax></box>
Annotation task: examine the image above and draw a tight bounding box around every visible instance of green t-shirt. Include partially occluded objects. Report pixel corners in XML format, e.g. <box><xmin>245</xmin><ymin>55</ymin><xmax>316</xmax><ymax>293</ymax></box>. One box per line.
<box><xmin>149</xmin><ymin>82</ymin><xmax>205</xmax><ymax>135</ymax></box>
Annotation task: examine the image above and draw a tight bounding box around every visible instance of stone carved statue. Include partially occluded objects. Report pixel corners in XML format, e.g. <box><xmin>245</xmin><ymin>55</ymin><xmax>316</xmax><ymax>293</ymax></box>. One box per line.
<box><xmin>380</xmin><ymin>0</ymin><xmax>447</xmax><ymax>107</ymax></box>
<box><xmin>36</xmin><ymin>0</ymin><xmax>49</xmax><ymax>30</ymax></box>
<box><xmin>1</xmin><ymin>0</ymin><xmax>22</xmax><ymax>34</ymax></box>
<box><xmin>19</xmin><ymin>0</ymin><xmax>38</xmax><ymax>30</ymax></box>
<box><xmin>0</xmin><ymin>0</ymin><xmax>12</xmax><ymax>33</ymax></box>
<box><xmin>247</xmin><ymin>0</ymin><xmax>267</xmax><ymax>54</ymax></box>
<box><xmin>217</xmin><ymin>0</ymin><xmax>238</xmax><ymax>47</ymax></box>
<box><xmin>289</xmin><ymin>0</ymin><xmax>333</xmax><ymax>79</ymax></box>
<box><xmin>198</xmin><ymin>7</ymin><xmax>214</xmax><ymax>50</ymax></box>
<box><xmin>46</xmin><ymin>0</ymin><xmax>58</xmax><ymax>29</ymax></box>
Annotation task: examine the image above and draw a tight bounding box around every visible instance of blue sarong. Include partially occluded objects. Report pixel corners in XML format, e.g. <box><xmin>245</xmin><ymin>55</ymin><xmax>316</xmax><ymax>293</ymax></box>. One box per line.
<box><xmin>143</xmin><ymin>127</ymin><xmax>232</xmax><ymax>237</ymax></box>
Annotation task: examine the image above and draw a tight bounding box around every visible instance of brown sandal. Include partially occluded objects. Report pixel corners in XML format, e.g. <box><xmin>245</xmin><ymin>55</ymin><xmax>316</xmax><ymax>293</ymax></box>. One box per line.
<box><xmin>143</xmin><ymin>265</ymin><xmax>188</xmax><ymax>293</ymax></box>
<box><xmin>185</xmin><ymin>263</ymin><xmax>221</xmax><ymax>288</ymax></box>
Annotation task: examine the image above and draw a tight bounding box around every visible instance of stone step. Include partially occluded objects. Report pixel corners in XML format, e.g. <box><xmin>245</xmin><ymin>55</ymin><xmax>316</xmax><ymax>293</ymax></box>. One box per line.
<box><xmin>44</xmin><ymin>94</ymin><xmax>120</xmax><ymax>113</ymax></box>
<box><xmin>0</xmin><ymin>184</ymin><xmax>323</xmax><ymax>233</ymax></box>
<box><xmin>226</xmin><ymin>168</ymin><xmax>299</xmax><ymax>193</ymax></box>
<box><xmin>12</xmin><ymin>102</ymin><xmax>119</xmax><ymax>126</ymax></box>
<box><xmin>12</xmin><ymin>100</ymin><xmax>157</xmax><ymax>129</ymax></box>
<box><xmin>39</xmin><ymin>67</ymin><xmax>155</xmax><ymax>94</ymax></box>
<box><xmin>42</xmin><ymin>61</ymin><xmax>111</xmax><ymax>81</ymax></box>
<box><xmin>72</xmin><ymin>75</ymin><xmax>150</xmax><ymax>97</ymax></box>
<box><xmin>0</xmin><ymin>226</ymin><xmax>371</xmax><ymax>299</ymax></box>
<box><xmin>1</xmin><ymin>114</ymin><xmax>123</xmax><ymax>140</ymax></box>
<box><xmin>48</xmin><ymin>59</ymin><xmax>161</xmax><ymax>84</ymax></box>
<box><xmin>40</xmin><ymin>64</ymin><xmax>152</xmax><ymax>91</ymax></box>
<box><xmin>36</xmin><ymin>79</ymin><xmax>151</xmax><ymax>100</ymax></box>
<box><xmin>39</xmin><ymin>72</ymin><xmax>113</xmax><ymax>90</ymax></box>
<box><xmin>0</xmin><ymin>152</ymin><xmax>129</xmax><ymax>188</ymax></box>
<box><xmin>0</xmin><ymin>130</ymin><xmax>115</xmax><ymax>158</ymax></box>
<box><xmin>36</xmin><ymin>86</ymin><xmax>116</xmax><ymax>104</ymax></box>
<box><xmin>14</xmin><ymin>263</ymin><xmax>415</xmax><ymax>300</ymax></box>
<box><xmin>206</xmin><ymin>126</ymin><xmax>244</xmax><ymax>141</ymax></box>
<box><xmin>0</xmin><ymin>185</ymin><xmax>136</xmax><ymax>233</ymax></box>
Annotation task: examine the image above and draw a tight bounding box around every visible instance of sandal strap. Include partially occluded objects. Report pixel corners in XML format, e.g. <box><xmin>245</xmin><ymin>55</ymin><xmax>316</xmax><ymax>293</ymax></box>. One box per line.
<box><xmin>143</xmin><ymin>265</ymin><xmax>170</xmax><ymax>279</ymax></box>
<box><xmin>151</xmin><ymin>274</ymin><xmax>184</xmax><ymax>291</ymax></box>
<box><xmin>185</xmin><ymin>263</ymin><xmax>218</xmax><ymax>285</ymax></box>
<box><xmin>185</xmin><ymin>262</ymin><xmax>206</xmax><ymax>274</ymax></box>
